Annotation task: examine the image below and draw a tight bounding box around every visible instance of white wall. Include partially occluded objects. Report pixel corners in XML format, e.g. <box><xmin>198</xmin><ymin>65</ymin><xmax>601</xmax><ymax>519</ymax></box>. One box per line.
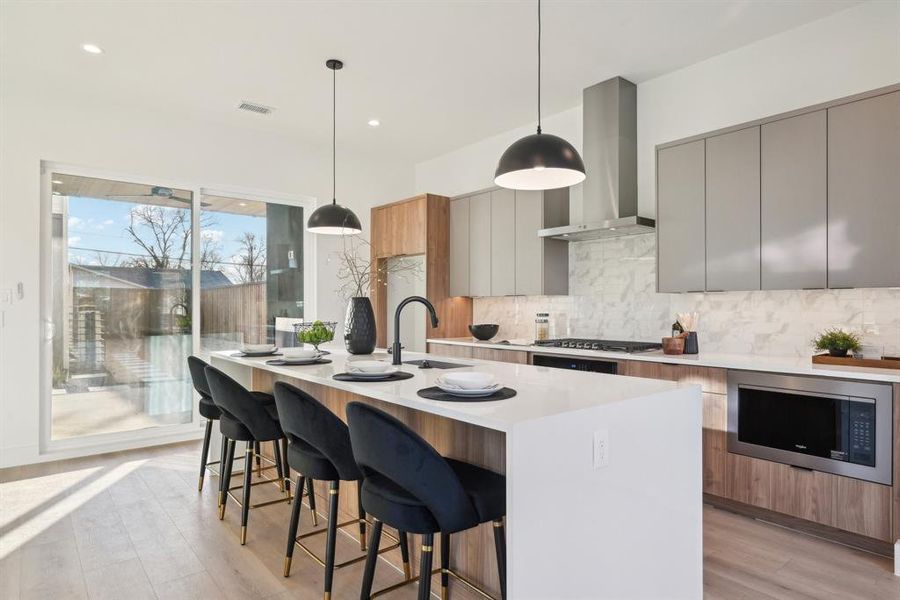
<box><xmin>0</xmin><ymin>92</ymin><xmax>413</xmax><ymax>467</ymax></box>
<box><xmin>416</xmin><ymin>1</ymin><xmax>900</xmax><ymax>220</ymax></box>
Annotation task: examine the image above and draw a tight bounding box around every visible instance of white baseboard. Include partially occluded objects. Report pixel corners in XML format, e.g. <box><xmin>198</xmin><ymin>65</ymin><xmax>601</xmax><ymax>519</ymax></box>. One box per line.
<box><xmin>0</xmin><ymin>429</ymin><xmax>203</xmax><ymax>468</ymax></box>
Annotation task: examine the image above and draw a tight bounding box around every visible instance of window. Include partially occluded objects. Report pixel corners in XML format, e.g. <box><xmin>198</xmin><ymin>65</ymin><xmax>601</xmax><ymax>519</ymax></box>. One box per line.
<box><xmin>45</xmin><ymin>169</ymin><xmax>315</xmax><ymax>449</ymax></box>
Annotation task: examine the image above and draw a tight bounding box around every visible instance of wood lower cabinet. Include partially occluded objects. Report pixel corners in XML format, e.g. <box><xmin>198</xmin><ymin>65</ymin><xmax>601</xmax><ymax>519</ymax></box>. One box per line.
<box><xmin>471</xmin><ymin>347</ymin><xmax>528</xmax><ymax>364</ymax></box>
<box><xmin>725</xmin><ymin>452</ymin><xmax>892</xmax><ymax>542</ymax></box>
<box><xmin>702</xmin><ymin>393</ymin><xmax>727</xmax><ymax>496</ymax></box>
<box><xmin>427</xmin><ymin>343</ymin><xmax>528</xmax><ymax>365</ymax></box>
<box><xmin>427</xmin><ymin>343</ymin><xmax>473</xmax><ymax>359</ymax></box>
<box><xmin>618</xmin><ymin>360</ymin><xmax>726</xmax><ymax>395</ymax></box>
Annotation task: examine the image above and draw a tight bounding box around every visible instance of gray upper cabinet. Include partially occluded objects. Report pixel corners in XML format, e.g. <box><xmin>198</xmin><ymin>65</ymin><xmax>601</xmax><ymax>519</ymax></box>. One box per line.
<box><xmin>448</xmin><ymin>196</ymin><xmax>470</xmax><ymax>296</ymax></box>
<box><xmin>827</xmin><ymin>91</ymin><xmax>900</xmax><ymax>288</ymax></box>
<box><xmin>514</xmin><ymin>190</ymin><xmax>569</xmax><ymax>296</ymax></box>
<box><xmin>490</xmin><ymin>189</ymin><xmax>516</xmax><ymax>296</ymax></box>
<box><xmin>657</xmin><ymin>140</ymin><xmax>706</xmax><ymax>293</ymax></box>
<box><xmin>468</xmin><ymin>192</ymin><xmax>492</xmax><ymax>296</ymax></box>
<box><xmin>705</xmin><ymin>126</ymin><xmax>761</xmax><ymax>291</ymax></box>
<box><xmin>761</xmin><ymin>111</ymin><xmax>827</xmax><ymax>290</ymax></box>
<box><xmin>448</xmin><ymin>188</ymin><xmax>569</xmax><ymax>297</ymax></box>
<box><xmin>514</xmin><ymin>190</ymin><xmax>543</xmax><ymax>295</ymax></box>
<box><xmin>656</xmin><ymin>84</ymin><xmax>900</xmax><ymax>292</ymax></box>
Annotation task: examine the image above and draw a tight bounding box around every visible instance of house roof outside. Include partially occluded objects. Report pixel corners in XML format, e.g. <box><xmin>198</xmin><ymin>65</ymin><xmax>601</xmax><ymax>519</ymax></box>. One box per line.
<box><xmin>71</xmin><ymin>265</ymin><xmax>234</xmax><ymax>290</ymax></box>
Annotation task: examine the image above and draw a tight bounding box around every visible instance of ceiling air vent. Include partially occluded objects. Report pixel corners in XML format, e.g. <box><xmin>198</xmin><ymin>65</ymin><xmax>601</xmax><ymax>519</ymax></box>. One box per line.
<box><xmin>237</xmin><ymin>101</ymin><xmax>274</xmax><ymax>115</ymax></box>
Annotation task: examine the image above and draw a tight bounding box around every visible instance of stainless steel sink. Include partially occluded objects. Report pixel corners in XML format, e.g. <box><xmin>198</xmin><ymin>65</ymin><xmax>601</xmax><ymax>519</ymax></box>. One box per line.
<box><xmin>403</xmin><ymin>359</ymin><xmax>468</xmax><ymax>369</ymax></box>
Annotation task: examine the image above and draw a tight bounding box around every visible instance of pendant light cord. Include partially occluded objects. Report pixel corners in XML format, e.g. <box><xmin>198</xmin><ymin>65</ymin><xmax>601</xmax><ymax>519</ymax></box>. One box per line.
<box><xmin>332</xmin><ymin>64</ymin><xmax>337</xmax><ymax>204</ymax></box>
<box><xmin>536</xmin><ymin>0</ymin><xmax>542</xmax><ymax>134</ymax></box>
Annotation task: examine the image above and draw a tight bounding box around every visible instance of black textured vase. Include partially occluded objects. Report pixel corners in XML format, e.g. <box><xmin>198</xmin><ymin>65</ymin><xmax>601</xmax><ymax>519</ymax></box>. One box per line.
<box><xmin>344</xmin><ymin>297</ymin><xmax>376</xmax><ymax>355</ymax></box>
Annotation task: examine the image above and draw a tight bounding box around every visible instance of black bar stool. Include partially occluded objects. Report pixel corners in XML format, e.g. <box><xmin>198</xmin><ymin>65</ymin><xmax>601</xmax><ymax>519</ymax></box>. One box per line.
<box><xmin>347</xmin><ymin>402</ymin><xmax>507</xmax><ymax>600</ymax></box>
<box><xmin>187</xmin><ymin>356</ymin><xmax>224</xmax><ymax>492</ymax></box>
<box><xmin>204</xmin><ymin>365</ymin><xmax>296</xmax><ymax>544</ymax></box>
<box><xmin>274</xmin><ymin>382</ymin><xmax>406</xmax><ymax>600</ymax></box>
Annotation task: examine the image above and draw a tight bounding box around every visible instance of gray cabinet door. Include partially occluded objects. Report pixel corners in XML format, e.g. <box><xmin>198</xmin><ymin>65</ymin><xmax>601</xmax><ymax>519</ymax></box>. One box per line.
<box><xmin>705</xmin><ymin>126</ymin><xmax>761</xmax><ymax>291</ymax></box>
<box><xmin>657</xmin><ymin>140</ymin><xmax>706</xmax><ymax>293</ymax></box>
<box><xmin>468</xmin><ymin>192</ymin><xmax>492</xmax><ymax>296</ymax></box>
<box><xmin>827</xmin><ymin>91</ymin><xmax>900</xmax><ymax>288</ymax></box>
<box><xmin>761</xmin><ymin>111</ymin><xmax>827</xmax><ymax>290</ymax></box>
<box><xmin>515</xmin><ymin>190</ymin><xmax>543</xmax><ymax>295</ymax></box>
<box><xmin>490</xmin><ymin>188</ymin><xmax>516</xmax><ymax>296</ymax></box>
<box><xmin>449</xmin><ymin>197</ymin><xmax>470</xmax><ymax>296</ymax></box>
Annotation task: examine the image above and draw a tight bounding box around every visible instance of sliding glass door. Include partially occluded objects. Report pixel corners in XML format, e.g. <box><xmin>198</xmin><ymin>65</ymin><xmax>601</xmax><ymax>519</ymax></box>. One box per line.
<box><xmin>197</xmin><ymin>193</ymin><xmax>307</xmax><ymax>358</ymax></box>
<box><xmin>49</xmin><ymin>173</ymin><xmax>195</xmax><ymax>440</ymax></box>
<box><xmin>45</xmin><ymin>170</ymin><xmax>315</xmax><ymax>450</ymax></box>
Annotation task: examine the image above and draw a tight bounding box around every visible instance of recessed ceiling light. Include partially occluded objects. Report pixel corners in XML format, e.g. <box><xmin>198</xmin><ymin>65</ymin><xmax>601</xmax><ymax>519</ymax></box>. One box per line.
<box><xmin>82</xmin><ymin>43</ymin><xmax>104</xmax><ymax>54</ymax></box>
<box><xmin>238</xmin><ymin>202</ymin><xmax>247</xmax><ymax>207</ymax></box>
<box><xmin>367</xmin><ymin>119</ymin><xmax>380</xmax><ymax>127</ymax></box>
<box><xmin>52</xmin><ymin>179</ymin><xmax>63</xmax><ymax>185</ymax></box>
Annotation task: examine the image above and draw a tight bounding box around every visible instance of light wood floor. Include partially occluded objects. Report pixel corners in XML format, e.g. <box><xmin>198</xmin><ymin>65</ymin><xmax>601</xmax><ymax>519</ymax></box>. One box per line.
<box><xmin>1</xmin><ymin>441</ymin><xmax>898</xmax><ymax>600</ymax></box>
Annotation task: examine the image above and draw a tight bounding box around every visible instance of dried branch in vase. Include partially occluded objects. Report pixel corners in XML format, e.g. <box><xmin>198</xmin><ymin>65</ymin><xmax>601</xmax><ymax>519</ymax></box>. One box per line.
<box><xmin>333</xmin><ymin>236</ymin><xmax>423</xmax><ymax>299</ymax></box>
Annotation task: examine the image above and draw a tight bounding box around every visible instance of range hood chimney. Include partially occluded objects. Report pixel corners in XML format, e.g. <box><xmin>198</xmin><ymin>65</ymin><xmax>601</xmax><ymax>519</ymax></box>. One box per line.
<box><xmin>539</xmin><ymin>77</ymin><xmax>655</xmax><ymax>241</ymax></box>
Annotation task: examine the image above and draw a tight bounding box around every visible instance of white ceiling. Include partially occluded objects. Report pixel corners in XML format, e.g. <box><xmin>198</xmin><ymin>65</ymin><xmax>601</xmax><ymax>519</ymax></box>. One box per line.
<box><xmin>1</xmin><ymin>0</ymin><xmax>859</xmax><ymax>164</ymax></box>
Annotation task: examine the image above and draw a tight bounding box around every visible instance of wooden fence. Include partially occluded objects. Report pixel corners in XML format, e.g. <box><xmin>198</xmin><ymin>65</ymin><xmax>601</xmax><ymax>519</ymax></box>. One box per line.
<box><xmin>200</xmin><ymin>282</ymin><xmax>268</xmax><ymax>343</ymax></box>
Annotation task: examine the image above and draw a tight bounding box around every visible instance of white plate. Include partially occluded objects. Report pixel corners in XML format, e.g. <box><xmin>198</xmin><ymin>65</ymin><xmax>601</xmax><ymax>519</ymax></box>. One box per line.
<box><xmin>346</xmin><ymin>360</ymin><xmax>394</xmax><ymax>374</ymax></box>
<box><xmin>438</xmin><ymin>371</ymin><xmax>496</xmax><ymax>390</ymax></box>
<box><xmin>241</xmin><ymin>344</ymin><xmax>276</xmax><ymax>353</ymax></box>
<box><xmin>280</xmin><ymin>357</ymin><xmax>323</xmax><ymax>365</ymax></box>
<box><xmin>348</xmin><ymin>368</ymin><xmax>398</xmax><ymax>379</ymax></box>
<box><xmin>436</xmin><ymin>385</ymin><xmax>503</xmax><ymax>398</ymax></box>
<box><xmin>435</xmin><ymin>381</ymin><xmax>502</xmax><ymax>396</ymax></box>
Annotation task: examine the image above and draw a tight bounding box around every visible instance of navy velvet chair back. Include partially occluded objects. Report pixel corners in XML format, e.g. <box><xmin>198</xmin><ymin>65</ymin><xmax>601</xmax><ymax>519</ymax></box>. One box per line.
<box><xmin>187</xmin><ymin>355</ymin><xmax>212</xmax><ymax>399</ymax></box>
<box><xmin>346</xmin><ymin>402</ymin><xmax>478</xmax><ymax>533</ymax></box>
<box><xmin>204</xmin><ymin>366</ymin><xmax>281</xmax><ymax>440</ymax></box>
<box><xmin>273</xmin><ymin>382</ymin><xmax>362</xmax><ymax>481</ymax></box>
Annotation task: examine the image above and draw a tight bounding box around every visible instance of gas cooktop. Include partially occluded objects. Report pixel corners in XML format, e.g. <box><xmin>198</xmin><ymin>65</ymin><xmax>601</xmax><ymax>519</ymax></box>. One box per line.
<box><xmin>533</xmin><ymin>338</ymin><xmax>663</xmax><ymax>353</ymax></box>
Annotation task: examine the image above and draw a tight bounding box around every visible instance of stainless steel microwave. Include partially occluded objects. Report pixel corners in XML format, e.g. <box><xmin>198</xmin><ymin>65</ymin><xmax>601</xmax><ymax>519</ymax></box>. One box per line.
<box><xmin>727</xmin><ymin>371</ymin><xmax>893</xmax><ymax>485</ymax></box>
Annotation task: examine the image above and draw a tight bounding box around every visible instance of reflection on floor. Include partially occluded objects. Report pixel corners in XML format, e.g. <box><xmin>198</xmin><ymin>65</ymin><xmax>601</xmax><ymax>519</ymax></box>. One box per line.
<box><xmin>1</xmin><ymin>441</ymin><xmax>898</xmax><ymax>599</ymax></box>
<box><xmin>51</xmin><ymin>388</ymin><xmax>191</xmax><ymax>440</ymax></box>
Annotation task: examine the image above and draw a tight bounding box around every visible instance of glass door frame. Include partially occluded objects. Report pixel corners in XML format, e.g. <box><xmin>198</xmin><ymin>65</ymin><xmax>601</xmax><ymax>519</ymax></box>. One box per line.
<box><xmin>39</xmin><ymin>162</ymin><xmax>317</xmax><ymax>458</ymax></box>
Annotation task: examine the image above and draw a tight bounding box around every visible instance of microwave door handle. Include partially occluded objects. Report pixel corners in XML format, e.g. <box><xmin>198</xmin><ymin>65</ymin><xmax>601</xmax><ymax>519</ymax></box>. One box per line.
<box><xmin>737</xmin><ymin>383</ymin><xmax>852</xmax><ymax>403</ymax></box>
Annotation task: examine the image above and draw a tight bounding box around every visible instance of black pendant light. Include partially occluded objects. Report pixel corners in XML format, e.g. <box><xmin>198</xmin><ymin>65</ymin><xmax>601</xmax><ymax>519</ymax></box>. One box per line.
<box><xmin>495</xmin><ymin>0</ymin><xmax>585</xmax><ymax>191</ymax></box>
<box><xmin>307</xmin><ymin>59</ymin><xmax>363</xmax><ymax>235</ymax></box>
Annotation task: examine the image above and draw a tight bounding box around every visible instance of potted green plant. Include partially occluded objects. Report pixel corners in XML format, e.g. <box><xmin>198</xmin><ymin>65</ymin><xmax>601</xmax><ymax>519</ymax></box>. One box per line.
<box><xmin>294</xmin><ymin>320</ymin><xmax>337</xmax><ymax>352</ymax></box>
<box><xmin>812</xmin><ymin>328</ymin><xmax>862</xmax><ymax>357</ymax></box>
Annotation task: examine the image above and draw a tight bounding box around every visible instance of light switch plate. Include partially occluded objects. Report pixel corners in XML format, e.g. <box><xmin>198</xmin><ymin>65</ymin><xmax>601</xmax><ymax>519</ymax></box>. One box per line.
<box><xmin>0</xmin><ymin>289</ymin><xmax>11</xmax><ymax>304</ymax></box>
<box><xmin>592</xmin><ymin>429</ymin><xmax>610</xmax><ymax>469</ymax></box>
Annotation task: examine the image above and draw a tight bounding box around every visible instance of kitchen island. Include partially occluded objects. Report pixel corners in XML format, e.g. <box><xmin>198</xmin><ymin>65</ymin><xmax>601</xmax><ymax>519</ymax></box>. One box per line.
<box><xmin>210</xmin><ymin>346</ymin><xmax>702</xmax><ymax>599</ymax></box>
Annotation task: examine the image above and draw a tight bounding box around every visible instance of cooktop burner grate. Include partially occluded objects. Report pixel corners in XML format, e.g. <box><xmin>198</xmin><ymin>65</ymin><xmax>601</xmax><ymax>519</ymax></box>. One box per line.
<box><xmin>533</xmin><ymin>338</ymin><xmax>663</xmax><ymax>353</ymax></box>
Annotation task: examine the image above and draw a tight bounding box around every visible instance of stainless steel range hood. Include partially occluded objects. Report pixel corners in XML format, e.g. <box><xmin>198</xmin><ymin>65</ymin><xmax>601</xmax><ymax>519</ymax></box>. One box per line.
<box><xmin>539</xmin><ymin>77</ymin><xmax>655</xmax><ymax>241</ymax></box>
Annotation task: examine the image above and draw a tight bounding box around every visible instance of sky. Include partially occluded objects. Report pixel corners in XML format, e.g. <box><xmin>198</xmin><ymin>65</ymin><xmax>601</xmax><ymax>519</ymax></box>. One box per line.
<box><xmin>66</xmin><ymin>196</ymin><xmax>268</xmax><ymax>283</ymax></box>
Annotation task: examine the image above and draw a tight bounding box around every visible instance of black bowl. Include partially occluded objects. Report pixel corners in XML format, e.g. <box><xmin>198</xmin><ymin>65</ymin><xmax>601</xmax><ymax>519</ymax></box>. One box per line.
<box><xmin>468</xmin><ymin>323</ymin><xmax>499</xmax><ymax>341</ymax></box>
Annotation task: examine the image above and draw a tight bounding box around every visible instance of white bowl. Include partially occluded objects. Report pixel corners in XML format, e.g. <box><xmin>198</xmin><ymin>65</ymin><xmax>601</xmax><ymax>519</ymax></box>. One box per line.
<box><xmin>346</xmin><ymin>360</ymin><xmax>392</xmax><ymax>374</ymax></box>
<box><xmin>438</xmin><ymin>371</ymin><xmax>495</xmax><ymax>390</ymax></box>
<box><xmin>283</xmin><ymin>347</ymin><xmax>320</xmax><ymax>359</ymax></box>
<box><xmin>241</xmin><ymin>343</ymin><xmax>276</xmax><ymax>353</ymax></box>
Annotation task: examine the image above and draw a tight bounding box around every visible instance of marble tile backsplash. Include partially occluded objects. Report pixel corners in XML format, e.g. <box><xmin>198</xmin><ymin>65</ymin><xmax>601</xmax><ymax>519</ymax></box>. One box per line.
<box><xmin>472</xmin><ymin>234</ymin><xmax>900</xmax><ymax>357</ymax></box>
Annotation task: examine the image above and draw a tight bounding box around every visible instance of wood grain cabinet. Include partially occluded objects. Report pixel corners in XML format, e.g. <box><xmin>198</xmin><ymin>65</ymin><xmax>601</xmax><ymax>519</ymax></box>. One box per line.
<box><xmin>656</xmin><ymin>140</ymin><xmax>706</xmax><ymax>293</ymax></box>
<box><xmin>827</xmin><ymin>90</ymin><xmax>900</xmax><ymax>288</ymax></box>
<box><xmin>449</xmin><ymin>188</ymin><xmax>568</xmax><ymax>297</ymax></box>
<box><xmin>705</xmin><ymin>126</ymin><xmax>761</xmax><ymax>291</ymax></box>
<box><xmin>760</xmin><ymin>111</ymin><xmax>827</xmax><ymax>290</ymax></box>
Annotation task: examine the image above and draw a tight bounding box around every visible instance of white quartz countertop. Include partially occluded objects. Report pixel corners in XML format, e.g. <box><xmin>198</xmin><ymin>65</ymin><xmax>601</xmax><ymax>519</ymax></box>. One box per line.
<box><xmin>210</xmin><ymin>346</ymin><xmax>688</xmax><ymax>432</ymax></box>
<box><xmin>426</xmin><ymin>338</ymin><xmax>900</xmax><ymax>384</ymax></box>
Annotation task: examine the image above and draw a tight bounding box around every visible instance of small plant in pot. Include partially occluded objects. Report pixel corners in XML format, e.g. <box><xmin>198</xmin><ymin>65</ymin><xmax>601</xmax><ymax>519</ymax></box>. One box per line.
<box><xmin>812</xmin><ymin>328</ymin><xmax>862</xmax><ymax>357</ymax></box>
